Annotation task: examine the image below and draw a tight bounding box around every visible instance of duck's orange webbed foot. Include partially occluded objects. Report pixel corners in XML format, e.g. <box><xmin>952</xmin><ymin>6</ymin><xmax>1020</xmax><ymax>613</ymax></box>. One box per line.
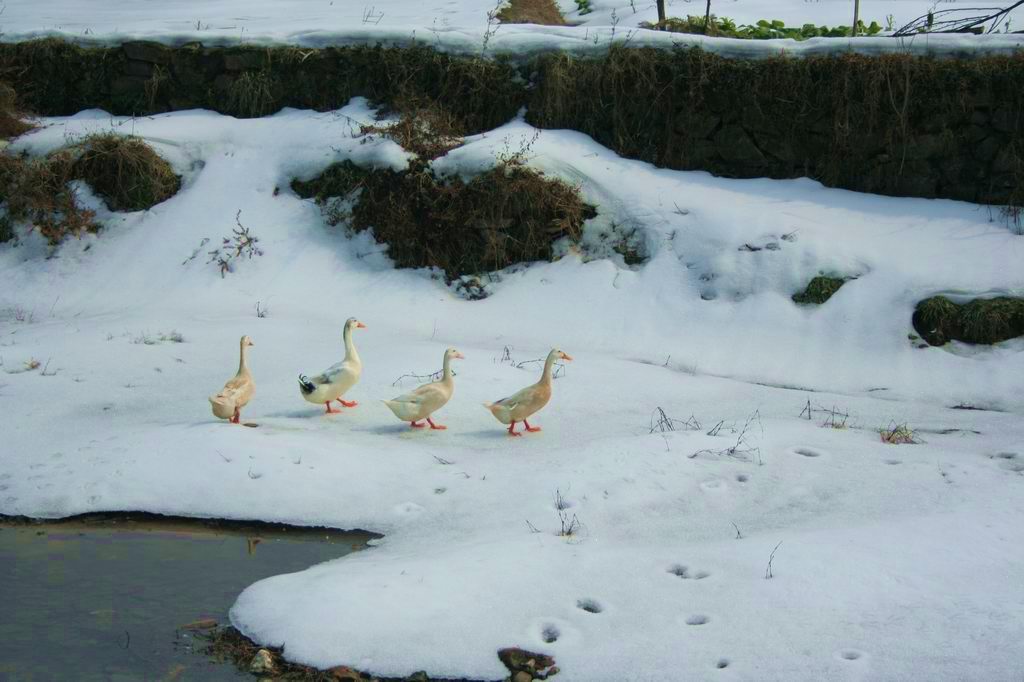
<box><xmin>325</xmin><ymin>403</ymin><xmax>341</xmax><ymax>414</ymax></box>
<box><xmin>427</xmin><ymin>418</ymin><xmax>447</xmax><ymax>430</ymax></box>
<box><xmin>338</xmin><ymin>399</ymin><xmax>358</xmax><ymax>408</ymax></box>
<box><xmin>507</xmin><ymin>422</ymin><xmax>522</xmax><ymax>437</ymax></box>
<box><xmin>411</xmin><ymin>421</ymin><xmax>426</xmax><ymax>428</ymax></box>
<box><xmin>523</xmin><ymin>419</ymin><xmax>541</xmax><ymax>433</ymax></box>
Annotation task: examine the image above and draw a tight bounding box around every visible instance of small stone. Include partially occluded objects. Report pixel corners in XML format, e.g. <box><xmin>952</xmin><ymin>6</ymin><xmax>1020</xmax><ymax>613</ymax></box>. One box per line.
<box><xmin>123</xmin><ymin>60</ymin><xmax>155</xmax><ymax>78</ymax></box>
<box><xmin>109</xmin><ymin>76</ymin><xmax>147</xmax><ymax>97</ymax></box>
<box><xmin>122</xmin><ymin>40</ymin><xmax>171</xmax><ymax>64</ymax></box>
<box><xmin>714</xmin><ymin>125</ymin><xmax>765</xmax><ymax>165</ymax></box>
<box><xmin>513</xmin><ymin>672</ymin><xmax>533</xmax><ymax>682</ymax></box>
<box><xmin>249</xmin><ymin>649</ymin><xmax>275</xmax><ymax>674</ymax></box>
<box><xmin>405</xmin><ymin>672</ymin><xmax>430</xmax><ymax>682</ymax></box>
<box><xmin>224</xmin><ymin>51</ymin><xmax>265</xmax><ymax>71</ymax></box>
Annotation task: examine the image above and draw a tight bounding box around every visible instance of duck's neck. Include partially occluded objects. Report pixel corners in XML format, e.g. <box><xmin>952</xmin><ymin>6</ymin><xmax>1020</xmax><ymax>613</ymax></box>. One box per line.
<box><xmin>343</xmin><ymin>325</ymin><xmax>360</xmax><ymax>365</ymax></box>
<box><xmin>237</xmin><ymin>342</ymin><xmax>250</xmax><ymax>376</ymax></box>
<box><xmin>540</xmin><ymin>350</ymin><xmax>558</xmax><ymax>386</ymax></box>
<box><xmin>441</xmin><ymin>353</ymin><xmax>454</xmax><ymax>384</ymax></box>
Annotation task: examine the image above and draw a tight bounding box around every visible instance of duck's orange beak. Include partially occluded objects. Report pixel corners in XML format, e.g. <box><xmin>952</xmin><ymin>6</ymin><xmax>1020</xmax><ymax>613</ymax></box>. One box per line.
<box><xmin>454</xmin><ymin>352</ymin><xmax>466</xmax><ymax>359</ymax></box>
<box><xmin>561</xmin><ymin>353</ymin><xmax>573</xmax><ymax>361</ymax></box>
<box><xmin>248</xmin><ymin>340</ymin><xmax>255</xmax><ymax>347</ymax></box>
<box><xmin>356</xmin><ymin>322</ymin><xmax>367</xmax><ymax>328</ymax></box>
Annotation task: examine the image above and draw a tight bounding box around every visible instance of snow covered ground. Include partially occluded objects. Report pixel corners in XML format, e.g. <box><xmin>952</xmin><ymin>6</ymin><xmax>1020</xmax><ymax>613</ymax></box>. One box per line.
<box><xmin>2</xmin><ymin>0</ymin><xmax>1023</xmax><ymax>58</ymax></box>
<box><xmin>2</xmin><ymin>101</ymin><xmax>1023</xmax><ymax>680</ymax></box>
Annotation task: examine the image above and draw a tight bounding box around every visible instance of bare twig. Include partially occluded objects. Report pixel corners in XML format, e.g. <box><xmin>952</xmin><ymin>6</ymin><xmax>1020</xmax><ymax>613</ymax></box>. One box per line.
<box><xmin>894</xmin><ymin>1</ymin><xmax>1024</xmax><ymax>36</ymax></box>
<box><xmin>515</xmin><ymin>357</ymin><xmax>564</xmax><ymax>378</ymax></box>
<box><xmin>558</xmin><ymin>510</ymin><xmax>581</xmax><ymax>537</ymax></box>
<box><xmin>361</xmin><ymin>5</ymin><xmax>385</xmax><ymax>24</ymax></box>
<box><xmin>691</xmin><ymin>411</ymin><xmax>763</xmax><ymax>461</ymax></box>
<box><xmin>649</xmin><ymin>407</ymin><xmax>701</xmax><ymax>434</ymax></box>
<box><xmin>764</xmin><ymin>541</ymin><xmax>782</xmax><ymax>579</ymax></box>
<box><xmin>554</xmin><ymin>489</ymin><xmax>570</xmax><ymax>511</ymax></box>
<box><xmin>391</xmin><ymin>367</ymin><xmax>453</xmax><ymax>386</ymax></box>
<box><xmin>206</xmin><ymin>210</ymin><xmax>263</xmax><ymax>278</ymax></box>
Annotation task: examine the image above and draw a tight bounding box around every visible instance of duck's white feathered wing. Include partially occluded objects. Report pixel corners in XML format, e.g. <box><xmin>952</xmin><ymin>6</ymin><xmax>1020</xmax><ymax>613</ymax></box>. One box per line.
<box><xmin>383</xmin><ymin>383</ymin><xmax>445</xmax><ymax>421</ymax></box>
<box><xmin>484</xmin><ymin>387</ymin><xmax>529</xmax><ymax>424</ymax></box>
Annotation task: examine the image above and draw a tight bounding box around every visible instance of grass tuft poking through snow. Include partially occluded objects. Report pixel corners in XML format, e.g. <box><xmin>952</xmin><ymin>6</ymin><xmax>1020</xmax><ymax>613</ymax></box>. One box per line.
<box><xmin>913</xmin><ymin>295</ymin><xmax>1024</xmax><ymax>346</ymax></box>
<box><xmin>0</xmin><ymin>132</ymin><xmax>178</xmax><ymax>244</ymax></box>
<box><xmin>879</xmin><ymin>421</ymin><xmax>918</xmax><ymax>445</ymax></box>
<box><xmin>359</xmin><ymin>99</ymin><xmax>466</xmax><ymax>161</ymax></box>
<box><xmin>70</xmin><ymin>133</ymin><xmax>181</xmax><ymax>212</ymax></box>
<box><xmin>792</xmin><ymin>275</ymin><xmax>848</xmax><ymax>305</ymax></box>
<box><xmin>293</xmin><ymin>157</ymin><xmax>595</xmax><ymax>281</ymax></box>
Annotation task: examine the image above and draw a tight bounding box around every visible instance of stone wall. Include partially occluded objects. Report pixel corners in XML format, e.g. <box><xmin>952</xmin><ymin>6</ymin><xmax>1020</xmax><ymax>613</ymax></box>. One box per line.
<box><xmin>528</xmin><ymin>47</ymin><xmax>1024</xmax><ymax>205</ymax></box>
<box><xmin>0</xmin><ymin>39</ymin><xmax>524</xmax><ymax>133</ymax></box>
<box><xmin>1</xmin><ymin>39</ymin><xmax>1021</xmax><ymax>205</ymax></box>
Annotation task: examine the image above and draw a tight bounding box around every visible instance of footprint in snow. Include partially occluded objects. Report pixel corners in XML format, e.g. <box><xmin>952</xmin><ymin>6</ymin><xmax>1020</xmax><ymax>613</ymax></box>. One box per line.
<box><xmin>838</xmin><ymin>649</ymin><xmax>865</xmax><ymax>662</ymax></box>
<box><xmin>884</xmin><ymin>459</ymin><xmax>901</xmax><ymax>465</ymax></box>
<box><xmin>735</xmin><ymin>474</ymin><xmax>749</xmax><ymax>483</ymax></box>
<box><xmin>576</xmin><ymin>598</ymin><xmax>603</xmax><ymax>614</ymax></box>
<box><xmin>540</xmin><ymin>624</ymin><xmax>560</xmax><ymax>643</ymax></box>
<box><xmin>993</xmin><ymin>453</ymin><xmax>1024</xmax><ymax>473</ymax></box>
<box><xmin>686</xmin><ymin>614</ymin><xmax>710</xmax><ymax>626</ymax></box>
<box><xmin>793</xmin><ymin>447</ymin><xmax>824</xmax><ymax>458</ymax></box>
<box><xmin>716</xmin><ymin>658</ymin><xmax>730</xmax><ymax>669</ymax></box>
<box><xmin>667</xmin><ymin>564</ymin><xmax>710</xmax><ymax>580</ymax></box>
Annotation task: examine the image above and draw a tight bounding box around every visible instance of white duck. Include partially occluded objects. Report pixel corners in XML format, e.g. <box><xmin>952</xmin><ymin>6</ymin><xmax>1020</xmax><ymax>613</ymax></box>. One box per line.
<box><xmin>484</xmin><ymin>348</ymin><xmax>572</xmax><ymax>436</ymax></box>
<box><xmin>209</xmin><ymin>335</ymin><xmax>255</xmax><ymax>424</ymax></box>
<box><xmin>298</xmin><ymin>317</ymin><xmax>366</xmax><ymax>413</ymax></box>
<box><xmin>382</xmin><ymin>347</ymin><xmax>464</xmax><ymax>429</ymax></box>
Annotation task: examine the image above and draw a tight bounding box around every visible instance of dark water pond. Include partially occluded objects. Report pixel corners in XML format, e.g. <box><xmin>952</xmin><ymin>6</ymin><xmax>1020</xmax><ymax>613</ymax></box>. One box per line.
<box><xmin>0</xmin><ymin>513</ymin><xmax>375</xmax><ymax>681</ymax></box>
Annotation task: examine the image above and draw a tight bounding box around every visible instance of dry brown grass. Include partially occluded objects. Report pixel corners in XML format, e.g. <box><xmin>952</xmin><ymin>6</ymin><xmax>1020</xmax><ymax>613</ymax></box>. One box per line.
<box><xmin>0</xmin><ymin>82</ymin><xmax>34</xmax><ymax>140</ymax></box>
<box><xmin>880</xmin><ymin>422</ymin><xmax>918</xmax><ymax>445</ymax></box>
<box><xmin>70</xmin><ymin>134</ymin><xmax>180</xmax><ymax>212</ymax></box>
<box><xmin>498</xmin><ymin>0</ymin><xmax>566</xmax><ymax>25</ymax></box>
<box><xmin>294</xmin><ymin>159</ymin><xmax>594</xmax><ymax>281</ymax></box>
<box><xmin>0</xmin><ymin>150</ymin><xmax>97</xmax><ymax>244</ymax></box>
<box><xmin>0</xmin><ymin>134</ymin><xmax>179</xmax><ymax>244</ymax></box>
<box><xmin>360</xmin><ymin>99</ymin><xmax>465</xmax><ymax>160</ymax></box>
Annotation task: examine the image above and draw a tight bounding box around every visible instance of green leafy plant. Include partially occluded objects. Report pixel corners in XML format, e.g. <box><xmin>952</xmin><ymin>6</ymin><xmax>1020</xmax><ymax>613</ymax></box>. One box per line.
<box><xmin>643</xmin><ymin>15</ymin><xmax>882</xmax><ymax>40</ymax></box>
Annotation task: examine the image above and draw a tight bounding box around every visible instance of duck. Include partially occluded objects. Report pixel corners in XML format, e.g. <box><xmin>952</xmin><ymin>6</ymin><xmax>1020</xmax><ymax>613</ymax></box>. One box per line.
<box><xmin>298</xmin><ymin>317</ymin><xmax>366</xmax><ymax>414</ymax></box>
<box><xmin>382</xmin><ymin>347</ymin><xmax>464</xmax><ymax>429</ymax></box>
<box><xmin>484</xmin><ymin>348</ymin><xmax>572</xmax><ymax>436</ymax></box>
<box><xmin>209</xmin><ymin>335</ymin><xmax>255</xmax><ymax>424</ymax></box>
